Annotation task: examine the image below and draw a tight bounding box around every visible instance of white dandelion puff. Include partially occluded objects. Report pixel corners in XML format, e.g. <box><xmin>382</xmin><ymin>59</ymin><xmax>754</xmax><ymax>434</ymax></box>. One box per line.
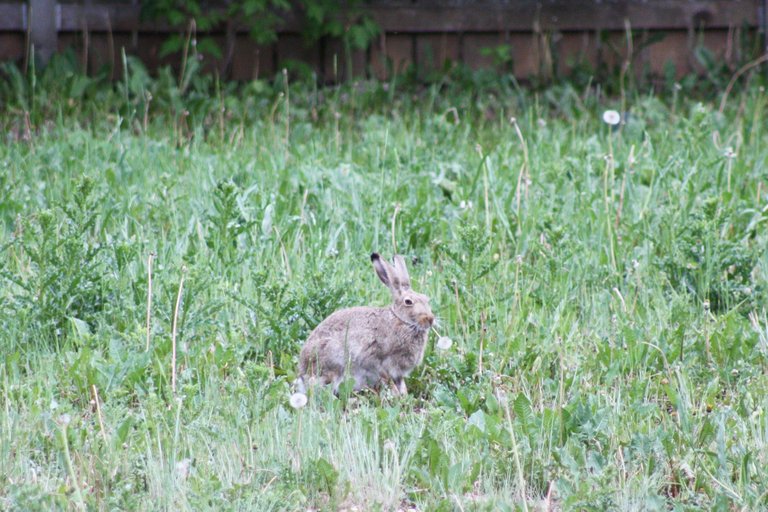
<box><xmin>289</xmin><ymin>392</ymin><xmax>308</xmax><ymax>409</ymax></box>
<box><xmin>175</xmin><ymin>458</ymin><xmax>192</xmax><ymax>481</ymax></box>
<box><xmin>436</xmin><ymin>336</ymin><xmax>453</xmax><ymax>351</ymax></box>
<box><xmin>602</xmin><ymin>110</ymin><xmax>621</xmax><ymax>126</ymax></box>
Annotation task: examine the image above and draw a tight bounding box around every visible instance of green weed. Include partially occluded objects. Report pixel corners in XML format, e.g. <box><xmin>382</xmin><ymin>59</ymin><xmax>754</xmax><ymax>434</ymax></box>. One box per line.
<box><xmin>1</xmin><ymin>66</ymin><xmax>767</xmax><ymax>510</ymax></box>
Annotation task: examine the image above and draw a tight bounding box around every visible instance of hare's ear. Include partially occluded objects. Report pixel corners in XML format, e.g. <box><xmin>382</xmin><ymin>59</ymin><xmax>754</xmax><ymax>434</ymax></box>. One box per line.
<box><xmin>371</xmin><ymin>253</ymin><xmax>396</xmax><ymax>289</ymax></box>
<box><xmin>392</xmin><ymin>255</ymin><xmax>411</xmax><ymax>289</ymax></box>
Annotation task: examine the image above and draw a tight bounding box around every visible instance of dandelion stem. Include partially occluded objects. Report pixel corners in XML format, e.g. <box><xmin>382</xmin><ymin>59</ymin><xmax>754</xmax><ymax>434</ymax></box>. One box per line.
<box><xmin>501</xmin><ymin>393</ymin><xmax>529</xmax><ymax>512</ymax></box>
<box><xmin>91</xmin><ymin>385</ymin><xmax>108</xmax><ymax>445</ymax></box>
<box><xmin>718</xmin><ymin>53</ymin><xmax>768</xmax><ymax>114</ymax></box>
<box><xmin>283</xmin><ymin>68</ymin><xmax>290</xmax><ymax>161</ymax></box>
<box><xmin>60</xmin><ymin>421</ymin><xmax>87</xmax><ymax>511</ymax></box>
<box><xmin>603</xmin><ymin>153</ymin><xmax>617</xmax><ymax>272</ymax></box>
<box><xmin>511</xmin><ymin>117</ymin><xmax>530</xmax><ymax>235</ymax></box>
<box><xmin>453</xmin><ymin>280</ymin><xmax>467</xmax><ymax>344</ymax></box>
<box><xmin>391</xmin><ymin>204</ymin><xmax>401</xmax><ymax>256</ymax></box>
<box><xmin>145</xmin><ymin>252</ymin><xmax>155</xmax><ymax>352</ymax></box>
<box><xmin>171</xmin><ymin>266</ymin><xmax>187</xmax><ymax>395</ymax></box>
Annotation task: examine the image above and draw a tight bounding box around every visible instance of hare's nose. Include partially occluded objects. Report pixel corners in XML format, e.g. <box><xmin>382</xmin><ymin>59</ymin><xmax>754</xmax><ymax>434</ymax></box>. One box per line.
<box><xmin>425</xmin><ymin>313</ymin><xmax>435</xmax><ymax>326</ymax></box>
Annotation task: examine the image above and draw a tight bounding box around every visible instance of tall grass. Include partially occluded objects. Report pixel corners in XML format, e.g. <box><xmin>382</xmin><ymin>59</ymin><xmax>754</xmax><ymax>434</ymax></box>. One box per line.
<box><xmin>1</xmin><ymin>56</ymin><xmax>767</xmax><ymax>509</ymax></box>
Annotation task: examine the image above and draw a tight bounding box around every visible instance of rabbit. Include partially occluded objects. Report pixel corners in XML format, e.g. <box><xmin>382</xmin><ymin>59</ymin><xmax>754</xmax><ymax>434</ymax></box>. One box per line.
<box><xmin>296</xmin><ymin>253</ymin><xmax>434</xmax><ymax>396</ymax></box>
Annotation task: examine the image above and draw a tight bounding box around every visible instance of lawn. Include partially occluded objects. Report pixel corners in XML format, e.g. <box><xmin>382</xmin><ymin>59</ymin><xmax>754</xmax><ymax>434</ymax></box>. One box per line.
<box><xmin>1</xmin><ymin>59</ymin><xmax>767</xmax><ymax>510</ymax></box>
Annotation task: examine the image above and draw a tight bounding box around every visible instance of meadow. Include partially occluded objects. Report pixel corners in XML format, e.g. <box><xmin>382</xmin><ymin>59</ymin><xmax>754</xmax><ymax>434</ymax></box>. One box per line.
<box><xmin>1</xmin><ymin>55</ymin><xmax>767</xmax><ymax>510</ymax></box>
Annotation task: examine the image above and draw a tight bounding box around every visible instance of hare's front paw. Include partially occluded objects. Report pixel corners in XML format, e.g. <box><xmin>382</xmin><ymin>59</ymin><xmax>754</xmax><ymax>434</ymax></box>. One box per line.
<box><xmin>390</xmin><ymin>377</ymin><xmax>407</xmax><ymax>396</ymax></box>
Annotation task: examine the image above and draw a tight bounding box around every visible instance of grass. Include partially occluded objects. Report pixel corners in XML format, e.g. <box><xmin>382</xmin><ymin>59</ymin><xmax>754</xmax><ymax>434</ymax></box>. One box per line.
<box><xmin>1</xmin><ymin>57</ymin><xmax>768</xmax><ymax>510</ymax></box>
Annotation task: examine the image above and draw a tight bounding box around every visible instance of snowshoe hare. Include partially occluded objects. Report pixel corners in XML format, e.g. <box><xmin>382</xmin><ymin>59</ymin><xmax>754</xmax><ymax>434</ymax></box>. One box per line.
<box><xmin>297</xmin><ymin>253</ymin><xmax>434</xmax><ymax>395</ymax></box>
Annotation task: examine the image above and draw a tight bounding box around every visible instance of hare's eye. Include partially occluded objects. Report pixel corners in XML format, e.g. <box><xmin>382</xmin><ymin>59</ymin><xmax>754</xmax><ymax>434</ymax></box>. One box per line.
<box><xmin>404</xmin><ymin>298</ymin><xmax>414</xmax><ymax>306</ymax></box>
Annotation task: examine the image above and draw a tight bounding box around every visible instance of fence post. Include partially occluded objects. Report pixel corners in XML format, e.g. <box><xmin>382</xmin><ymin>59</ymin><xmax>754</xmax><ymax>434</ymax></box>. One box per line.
<box><xmin>30</xmin><ymin>0</ymin><xmax>58</xmax><ymax>64</ymax></box>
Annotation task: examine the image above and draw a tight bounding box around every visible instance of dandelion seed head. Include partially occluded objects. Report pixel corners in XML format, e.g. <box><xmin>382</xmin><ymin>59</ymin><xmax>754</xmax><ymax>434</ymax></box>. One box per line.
<box><xmin>175</xmin><ymin>458</ymin><xmax>192</xmax><ymax>480</ymax></box>
<box><xmin>289</xmin><ymin>392</ymin><xmax>308</xmax><ymax>409</ymax></box>
<box><xmin>436</xmin><ymin>336</ymin><xmax>453</xmax><ymax>351</ymax></box>
<box><xmin>383</xmin><ymin>439</ymin><xmax>396</xmax><ymax>453</ymax></box>
<box><xmin>602</xmin><ymin>110</ymin><xmax>621</xmax><ymax>126</ymax></box>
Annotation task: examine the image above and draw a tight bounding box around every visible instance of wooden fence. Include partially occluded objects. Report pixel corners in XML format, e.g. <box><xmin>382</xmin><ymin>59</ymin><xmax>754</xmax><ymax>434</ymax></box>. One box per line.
<box><xmin>0</xmin><ymin>1</ymin><xmax>763</xmax><ymax>82</ymax></box>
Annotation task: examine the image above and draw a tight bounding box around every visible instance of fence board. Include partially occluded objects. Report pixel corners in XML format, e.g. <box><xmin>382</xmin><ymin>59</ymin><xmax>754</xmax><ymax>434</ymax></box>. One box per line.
<box><xmin>370</xmin><ymin>34</ymin><xmax>414</xmax><ymax>80</ymax></box>
<box><xmin>416</xmin><ymin>33</ymin><xmax>460</xmax><ymax>76</ymax></box>
<box><xmin>323</xmin><ymin>40</ymin><xmax>367</xmax><ymax>81</ymax></box>
<box><xmin>0</xmin><ymin>1</ymin><xmax>756</xmax><ymax>34</ymax></box>
<box><xmin>0</xmin><ymin>1</ymin><xmax>761</xmax><ymax>81</ymax></box>
<box><xmin>0</xmin><ymin>33</ymin><xmax>25</xmax><ymax>60</ymax></box>
<box><xmin>276</xmin><ymin>34</ymin><xmax>321</xmax><ymax>76</ymax></box>
<box><xmin>30</xmin><ymin>0</ymin><xmax>57</xmax><ymax>61</ymax></box>
<box><xmin>462</xmin><ymin>33</ymin><xmax>504</xmax><ymax>70</ymax></box>
<box><xmin>230</xmin><ymin>37</ymin><xmax>274</xmax><ymax>80</ymax></box>
<box><xmin>0</xmin><ymin>4</ymin><xmax>25</xmax><ymax>30</ymax></box>
<box><xmin>370</xmin><ymin>1</ymin><xmax>756</xmax><ymax>32</ymax></box>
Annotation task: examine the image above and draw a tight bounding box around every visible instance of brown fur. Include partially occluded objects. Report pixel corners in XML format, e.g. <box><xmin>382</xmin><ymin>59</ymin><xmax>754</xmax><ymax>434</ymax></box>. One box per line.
<box><xmin>297</xmin><ymin>254</ymin><xmax>434</xmax><ymax>395</ymax></box>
